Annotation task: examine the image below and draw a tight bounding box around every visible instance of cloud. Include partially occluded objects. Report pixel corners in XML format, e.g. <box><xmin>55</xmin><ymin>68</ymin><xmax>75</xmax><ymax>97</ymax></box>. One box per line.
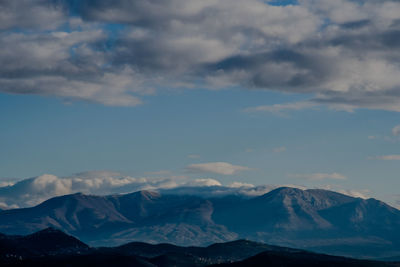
<box><xmin>160</xmin><ymin>184</ymin><xmax>288</xmax><ymax>197</ymax></box>
<box><xmin>0</xmin><ymin>171</ymin><xmax>375</xmax><ymax>209</ymax></box>
<box><xmin>0</xmin><ymin>202</ymin><xmax>19</xmax><ymax>210</ymax></box>
<box><xmin>0</xmin><ymin>0</ymin><xmax>67</xmax><ymax>30</ymax></box>
<box><xmin>0</xmin><ymin>181</ymin><xmax>15</xmax><ymax>187</ymax></box>
<box><xmin>228</xmin><ymin>182</ymin><xmax>254</xmax><ymax>188</ymax></box>
<box><xmin>0</xmin><ymin>0</ymin><xmax>400</xmax><ymax>110</ymax></box>
<box><xmin>186</xmin><ymin>162</ymin><xmax>251</xmax><ymax>175</ymax></box>
<box><xmin>187</xmin><ymin>154</ymin><xmax>201</xmax><ymax>159</ymax></box>
<box><xmin>289</xmin><ymin>172</ymin><xmax>347</xmax><ymax>181</ymax></box>
<box><xmin>392</xmin><ymin>125</ymin><xmax>400</xmax><ymax>136</ymax></box>
<box><xmin>273</xmin><ymin>146</ymin><xmax>287</xmax><ymax>153</ymax></box>
<box><xmin>0</xmin><ymin>26</ymin><xmax>148</xmax><ymax>106</ymax></box>
<box><xmin>187</xmin><ymin>178</ymin><xmax>222</xmax><ymax>187</ymax></box>
<box><xmin>336</xmin><ymin>189</ymin><xmax>369</xmax><ymax>199</ymax></box>
<box><xmin>0</xmin><ymin>171</ymin><xmax>180</xmax><ymax>208</ymax></box>
<box><xmin>0</xmin><ymin>171</ymin><xmax>237</xmax><ymax>208</ymax></box>
<box><xmin>375</xmin><ymin>155</ymin><xmax>400</xmax><ymax>160</ymax></box>
<box><xmin>244</xmin><ymin>101</ymin><xmax>318</xmax><ymax>114</ymax></box>
<box><xmin>244</xmin><ymin>100</ymin><xmax>356</xmax><ymax>115</ymax></box>
<box><xmin>318</xmin><ymin>185</ymin><xmax>370</xmax><ymax>199</ymax></box>
<box><xmin>395</xmin><ymin>195</ymin><xmax>400</xmax><ymax>208</ymax></box>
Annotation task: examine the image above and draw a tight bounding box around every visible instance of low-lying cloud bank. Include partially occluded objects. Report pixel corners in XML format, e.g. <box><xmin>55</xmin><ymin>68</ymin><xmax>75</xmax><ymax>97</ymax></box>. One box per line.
<box><xmin>0</xmin><ymin>171</ymin><xmax>369</xmax><ymax>209</ymax></box>
<box><xmin>186</xmin><ymin>162</ymin><xmax>251</xmax><ymax>175</ymax></box>
<box><xmin>288</xmin><ymin>172</ymin><xmax>347</xmax><ymax>181</ymax></box>
<box><xmin>1</xmin><ymin>0</ymin><xmax>400</xmax><ymax>111</ymax></box>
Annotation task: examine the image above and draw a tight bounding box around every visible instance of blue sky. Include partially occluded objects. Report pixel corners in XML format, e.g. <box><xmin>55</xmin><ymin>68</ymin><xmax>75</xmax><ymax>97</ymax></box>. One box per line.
<box><xmin>1</xmin><ymin>89</ymin><xmax>399</xmax><ymax>206</ymax></box>
<box><xmin>0</xmin><ymin>0</ymin><xmax>400</xmax><ymax>208</ymax></box>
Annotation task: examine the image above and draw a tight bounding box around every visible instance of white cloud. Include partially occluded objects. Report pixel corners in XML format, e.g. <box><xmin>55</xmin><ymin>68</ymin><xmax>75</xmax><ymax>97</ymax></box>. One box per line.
<box><xmin>187</xmin><ymin>178</ymin><xmax>222</xmax><ymax>187</ymax></box>
<box><xmin>375</xmin><ymin>155</ymin><xmax>400</xmax><ymax>161</ymax></box>
<box><xmin>392</xmin><ymin>125</ymin><xmax>400</xmax><ymax>136</ymax></box>
<box><xmin>186</xmin><ymin>162</ymin><xmax>251</xmax><ymax>175</ymax></box>
<box><xmin>0</xmin><ymin>171</ymin><xmax>229</xmax><ymax>208</ymax></box>
<box><xmin>395</xmin><ymin>195</ymin><xmax>400</xmax><ymax>210</ymax></box>
<box><xmin>0</xmin><ymin>171</ymin><xmax>179</xmax><ymax>208</ymax></box>
<box><xmin>244</xmin><ymin>100</ymin><xmax>357</xmax><ymax>115</ymax></box>
<box><xmin>0</xmin><ymin>170</ymin><xmax>378</xmax><ymax>209</ymax></box>
<box><xmin>0</xmin><ymin>181</ymin><xmax>15</xmax><ymax>187</ymax></box>
<box><xmin>318</xmin><ymin>185</ymin><xmax>370</xmax><ymax>199</ymax></box>
<box><xmin>273</xmin><ymin>146</ymin><xmax>287</xmax><ymax>153</ymax></box>
<box><xmin>228</xmin><ymin>182</ymin><xmax>254</xmax><ymax>188</ymax></box>
<box><xmin>289</xmin><ymin>172</ymin><xmax>347</xmax><ymax>181</ymax></box>
<box><xmin>32</xmin><ymin>174</ymin><xmax>72</xmax><ymax>196</ymax></box>
<box><xmin>336</xmin><ymin>189</ymin><xmax>369</xmax><ymax>199</ymax></box>
<box><xmin>0</xmin><ymin>202</ymin><xmax>19</xmax><ymax>210</ymax></box>
<box><xmin>0</xmin><ymin>0</ymin><xmax>67</xmax><ymax>30</ymax></box>
<box><xmin>244</xmin><ymin>101</ymin><xmax>318</xmax><ymax>114</ymax></box>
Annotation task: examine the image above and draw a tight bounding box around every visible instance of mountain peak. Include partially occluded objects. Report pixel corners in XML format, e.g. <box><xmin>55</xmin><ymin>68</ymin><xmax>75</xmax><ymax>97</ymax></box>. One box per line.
<box><xmin>257</xmin><ymin>186</ymin><xmax>305</xmax><ymax>200</ymax></box>
<box><xmin>33</xmin><ymin>227</ymin><xmax>63</xmax><ymax>235</ymax></box>
<box><xmin>21</xmin><ymin>228</ymin><xmax>89</xmax><ymax>253</ymax></box>
<box><xmin>118</xmin><ymin>190</ymin><xmax>161</xmax><ymax>203</ymax></box>
<box><xmin>270</xmin><ymin>186</ymin><xmax>304</xmax><ymax>194</ymax></box>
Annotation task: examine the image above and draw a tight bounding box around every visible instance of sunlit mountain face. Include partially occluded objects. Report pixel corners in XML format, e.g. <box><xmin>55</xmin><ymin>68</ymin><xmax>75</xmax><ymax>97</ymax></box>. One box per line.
<box><xmin>1</xmin><ymin>0</ymin><xmax>400</xmax><ymax>265</ymax></box>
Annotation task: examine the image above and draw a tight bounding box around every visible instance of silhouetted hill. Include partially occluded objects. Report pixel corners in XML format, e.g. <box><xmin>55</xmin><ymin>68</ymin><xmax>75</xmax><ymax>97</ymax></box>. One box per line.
<box><xmin>2</xmin><ymin>253</ymin><xmax>156</xmax><ymax>267</ymax></box>
<box><xmin>0</xmin><ymin>227</ymin><xmax>89</xmax><ymax>260</ymax></box>
<box><xmin>212</xmin><ymin>250</ymin><xmax>399</xmax><ymax>267</ymax></box>
<box><xmin>113</xmin><ymin>239</ymin><xmax>300</xmax><ymax>264</ymax></box>
<box><xmin>1</xmin><ymin>229</ymin><xmax>398</xmax><ymax>267</ymax></box>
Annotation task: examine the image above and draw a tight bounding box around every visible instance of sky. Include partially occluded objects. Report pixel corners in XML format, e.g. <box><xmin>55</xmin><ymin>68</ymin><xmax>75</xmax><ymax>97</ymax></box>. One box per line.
<box><xmin>0</xmin><ymin>0</ymin><xmax>400</xmax><ymax>209</ymax></box>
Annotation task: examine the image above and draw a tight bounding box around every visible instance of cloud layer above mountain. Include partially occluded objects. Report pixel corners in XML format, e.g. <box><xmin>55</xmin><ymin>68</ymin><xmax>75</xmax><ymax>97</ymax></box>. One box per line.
<box><xmin>0</xmin><ymin>171</ymin><xmax>370</xmax><ymax>209</ymax></box>
<box><xmin>0</xmin><ymin>171</ymin><xmax>181</xmax><ymax>209</ymax></box>
<box><xmin>1</xmin><ymin>0</ymin><xmax>400</xmax><ymax>110</ymax></box>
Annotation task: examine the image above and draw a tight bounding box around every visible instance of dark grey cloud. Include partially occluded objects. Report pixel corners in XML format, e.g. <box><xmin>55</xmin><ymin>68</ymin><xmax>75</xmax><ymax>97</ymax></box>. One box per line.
<box><xmin>340</xmin><ymin>19</ymin><xmax>371</xmax><ymax>29</ymax></box>
<box><xmin>0</xmin><ymin>0</ymin><xmax>67</xmax><ymax>30</ymax></box>
<box><xmin>206</xmin><ymin>49</ymin><xmax>334</xmax><ymax>92</ymax></box>
<box><xmin>1</xmin><ymin>0</ymin><xmax>400</xmax><ymax>110</ymax></box>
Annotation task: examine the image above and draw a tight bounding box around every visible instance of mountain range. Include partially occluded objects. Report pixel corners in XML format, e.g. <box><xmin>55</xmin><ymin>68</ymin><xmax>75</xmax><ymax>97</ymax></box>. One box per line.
<box><xmin>0</xmin><ymin>187</ymin><xmax>399</xmax><ymax>259</ymax></box>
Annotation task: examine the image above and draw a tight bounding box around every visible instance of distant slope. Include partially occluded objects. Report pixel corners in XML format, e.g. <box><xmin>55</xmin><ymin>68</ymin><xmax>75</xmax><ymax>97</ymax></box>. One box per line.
<box><xmin>113</xmin><ymin>239</ymin><xmax>300</xmax><ymax>264</ymax></box>
<box><xmin>2</xmin><ymin>253</ymin><xmax>156</xmax><ymax>267</ymax></box>
<box><xmin>0</xmin><ymin>187</ymin><xmax>400</xmax><ymax>258</ymax></box>
<box><xmin>212</xmin><ymin>250</ymin><xmax>398</xmax><ymax>267</ymax></box>
<box><xmin>1</xmin><ymin>229</ymin><xmax>398</xmax><ymax>267</ymax></box>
